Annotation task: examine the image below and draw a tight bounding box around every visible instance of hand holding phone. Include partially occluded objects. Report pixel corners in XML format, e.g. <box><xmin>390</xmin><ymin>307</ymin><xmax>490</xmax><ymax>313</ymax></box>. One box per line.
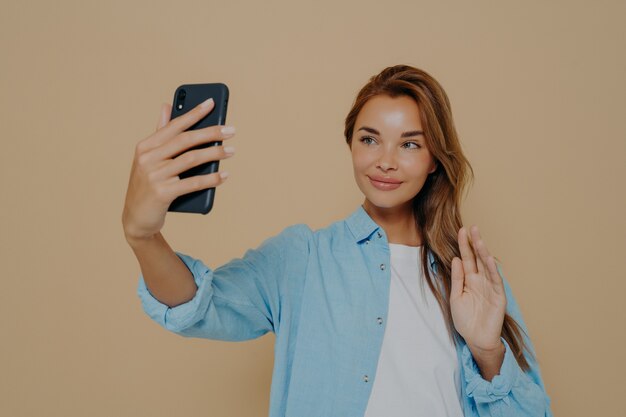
<box><xmin>167</xmin><ymin>83</ymin><xmax>230</xmax><ymax>214</ymax></box>
<box><xmin>122</xmin><ymin>90</ymin><xmax>235</xmax><ymax>241</ymax></box>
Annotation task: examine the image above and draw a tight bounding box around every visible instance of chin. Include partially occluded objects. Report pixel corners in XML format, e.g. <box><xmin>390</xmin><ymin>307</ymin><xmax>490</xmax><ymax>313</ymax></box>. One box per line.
<box><xmin>362</xmin><ymin>191</ymin><xmax>420</xmax><ymax>212</ymax></box>
<box><xmin>362</xmin><ymin>190</ymin><xmax>414</xmax><ymax>210</ymax></box>
<box><xmin>367</xmin><ymin>198</ymin><xmax>412</xmax><ymax>210</ymax></box>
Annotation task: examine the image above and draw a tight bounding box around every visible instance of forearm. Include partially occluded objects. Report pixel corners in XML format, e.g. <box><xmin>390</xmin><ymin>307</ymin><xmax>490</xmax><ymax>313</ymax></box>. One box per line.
<box><xmin>468</xmin><ymin>341</ymin><xmax>506</xmax><ymax>382</ymax></box>
<box><xmin>126</xmin><ymin>232</ymin><xmax>197</xmax><ymax>308</ymax></box>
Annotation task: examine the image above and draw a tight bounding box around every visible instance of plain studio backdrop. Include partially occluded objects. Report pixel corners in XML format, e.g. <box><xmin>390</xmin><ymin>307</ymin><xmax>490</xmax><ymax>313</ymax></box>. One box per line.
<box><xmin>1</xmin><ymin>1</ymin><xmax>624</xmax><ymax>416</ymax></box>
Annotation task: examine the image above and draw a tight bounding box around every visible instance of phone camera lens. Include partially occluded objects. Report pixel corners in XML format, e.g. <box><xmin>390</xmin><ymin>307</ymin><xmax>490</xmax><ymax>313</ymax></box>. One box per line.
<box><xmin>176</xmin><ymin>89</ymin><xmax>187</xmax><ymax>111</ymax></box>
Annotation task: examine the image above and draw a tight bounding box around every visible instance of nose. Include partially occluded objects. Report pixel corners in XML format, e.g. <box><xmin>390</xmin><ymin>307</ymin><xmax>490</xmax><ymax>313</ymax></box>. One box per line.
<box><xmin>377</xmin><ymin>147</ymin><xmax>397</xmax><ymax>171</ymax></box>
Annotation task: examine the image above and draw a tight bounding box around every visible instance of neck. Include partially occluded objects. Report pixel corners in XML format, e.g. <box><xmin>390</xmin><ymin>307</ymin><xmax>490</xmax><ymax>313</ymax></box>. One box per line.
<box><xmin>362</xmin><ymin>199</ymin><xmax>421</xmax><ymax>246</ymax></box>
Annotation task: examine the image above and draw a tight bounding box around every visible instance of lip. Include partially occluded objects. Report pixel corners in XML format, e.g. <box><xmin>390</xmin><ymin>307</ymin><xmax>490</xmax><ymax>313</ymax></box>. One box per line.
<box><xmin>369</xmin><ymin>175</ymin><xmax>402</xmax><ymax>184</ymax></box>
<box><xmin>368</xmin><ymin>176</ymin><xmax>402</xmax><ymax>191</ymax></box>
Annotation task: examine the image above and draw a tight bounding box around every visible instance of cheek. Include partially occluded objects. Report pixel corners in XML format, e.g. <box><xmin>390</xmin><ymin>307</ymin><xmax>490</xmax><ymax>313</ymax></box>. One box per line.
<box><xmin>399</xmin><ymin>154</ymin><xmax>435</xmax><ymax>176</ymax></box>
<box><xmin>351</xmin><ymin>150</ymin><xmax>376</xmax><ymax>171</ymax></box>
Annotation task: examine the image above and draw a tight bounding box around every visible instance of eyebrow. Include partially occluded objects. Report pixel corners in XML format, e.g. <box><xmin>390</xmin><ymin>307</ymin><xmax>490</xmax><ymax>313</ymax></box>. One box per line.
<box><xmin>356</xmin><ymin>126</ymin><xmax>424</xmax><ymax>138</ymax></box>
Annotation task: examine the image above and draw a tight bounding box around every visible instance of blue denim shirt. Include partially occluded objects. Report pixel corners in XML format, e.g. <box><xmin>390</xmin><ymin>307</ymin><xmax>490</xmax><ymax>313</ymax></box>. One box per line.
<box><xmin>137</xmin><ymin>204</ymin><xmax>553</xmax><ymax>416</ymax></box>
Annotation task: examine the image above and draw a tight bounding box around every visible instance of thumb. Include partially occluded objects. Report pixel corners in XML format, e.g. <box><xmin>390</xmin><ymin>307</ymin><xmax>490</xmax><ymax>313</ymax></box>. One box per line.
<box><xmin>155</xmin><ymin>103</ymin><xmax>172</xmax><ymax>131</ymax></box>
<box><xmin>450</xmin><ymin>257</ymin><xmax>465</xmax><ymax>300</ymax></box>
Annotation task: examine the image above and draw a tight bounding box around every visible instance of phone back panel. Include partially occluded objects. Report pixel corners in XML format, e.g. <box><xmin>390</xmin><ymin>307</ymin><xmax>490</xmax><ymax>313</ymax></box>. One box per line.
<box><xmin>167</xmin><ymin>83</ymin><xmax>229</xmax><ymax>214</ymax></box>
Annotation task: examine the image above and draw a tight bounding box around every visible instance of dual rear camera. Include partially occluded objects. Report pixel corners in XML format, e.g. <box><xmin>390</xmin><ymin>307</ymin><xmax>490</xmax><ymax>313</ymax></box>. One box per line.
<box><xmin>175</xmin><ymin>89</ymin><xmax>187</xmax><ymax>110</ymax></box>
<box><xmin>175</xmin><ymin>88</ymin><xmax>226</xmax><ymax>112</ymax></box>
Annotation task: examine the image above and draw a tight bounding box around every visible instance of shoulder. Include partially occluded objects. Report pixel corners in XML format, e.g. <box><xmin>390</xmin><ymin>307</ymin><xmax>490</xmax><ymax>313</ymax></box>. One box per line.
<box><xmin>257</xmin><ymin>223</ymin><xmax>311</xmax><ymax>245</ymax></box>
<box><xmin>272</xmin><ymin>222</ymin><xmax>311</xmax><ymax>237</ymax></box>
<box><xmin>257</xmin><ymin>223</ymin><xmax>314</xmax><ymax>256</ymax></box>
<box><xmin>264</xmin><ymin>206</ymin><xmax>364</xmax><ymax>254</ymax></box>
<box><xmin>266</xmin><ymin>216</ymin><xmax>356</xmax><ymax>253</ymax></box>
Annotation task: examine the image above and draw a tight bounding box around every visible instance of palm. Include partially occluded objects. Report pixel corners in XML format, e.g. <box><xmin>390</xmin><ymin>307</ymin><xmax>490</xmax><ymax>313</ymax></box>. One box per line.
<box><xmin>450</xmin><ymin>226</ymin><xmax>507</xmax><ymax>351</ymax></box>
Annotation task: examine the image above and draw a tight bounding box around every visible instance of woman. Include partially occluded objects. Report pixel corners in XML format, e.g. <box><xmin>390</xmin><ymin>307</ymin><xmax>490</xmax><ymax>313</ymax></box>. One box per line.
<box><xmin>122</xmin><ymin>65</ymin><xmax>553</xmax><ymax>416</ymax></box>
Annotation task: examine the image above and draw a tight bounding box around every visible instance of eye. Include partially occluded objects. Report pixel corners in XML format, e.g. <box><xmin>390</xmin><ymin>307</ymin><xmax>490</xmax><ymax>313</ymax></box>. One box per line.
<box><xmin>359</xmin><ymin>136</ymin><xmax>376</xmax><ymax>145</ymax></box>
<box><xmin>403</xmin><ymin>142</ymin><xmax>421</xmax><ymax>149</ymax></box>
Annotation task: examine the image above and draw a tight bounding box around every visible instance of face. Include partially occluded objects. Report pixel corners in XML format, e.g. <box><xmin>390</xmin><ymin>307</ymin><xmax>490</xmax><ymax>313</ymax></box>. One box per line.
<box><xmin>350</xmin><ymin>94</ymin><xmax>437</xmax><ymax>216</ymax></box>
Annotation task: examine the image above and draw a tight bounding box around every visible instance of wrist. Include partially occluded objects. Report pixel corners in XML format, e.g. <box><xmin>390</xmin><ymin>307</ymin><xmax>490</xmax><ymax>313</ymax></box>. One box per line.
<box><xmin>467</xmin><ymin>339</ymin><xmax>505</xmax><ymax>357</ymax></box>
<box><xmin>467</xmin><ymin>340</ymin><xmax>506</xmax><ymax>381</ymax></box>
<box><xmin>125</xmin><ymin>231</ymin><xmax>161</xmax><ymax>248</ymax></box>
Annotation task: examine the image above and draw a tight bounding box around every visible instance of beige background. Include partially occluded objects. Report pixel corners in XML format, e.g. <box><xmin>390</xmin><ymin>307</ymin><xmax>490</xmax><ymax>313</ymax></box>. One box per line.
<box><xmin>1</xmin><ymin>0</ymin><xmax>624</xmax><ymax>416</ymax></box>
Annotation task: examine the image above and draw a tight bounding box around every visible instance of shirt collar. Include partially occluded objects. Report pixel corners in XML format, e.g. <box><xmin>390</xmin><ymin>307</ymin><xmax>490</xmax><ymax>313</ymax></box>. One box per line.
<box><xmin>345</xmin><ymin>204</ymin><xmax>382</xmax><ymax>243</ymax></box>
<box><xmin>345</xmin><ymin>205</ymin><xmax>437</xmax><ymax>269</ymax></box>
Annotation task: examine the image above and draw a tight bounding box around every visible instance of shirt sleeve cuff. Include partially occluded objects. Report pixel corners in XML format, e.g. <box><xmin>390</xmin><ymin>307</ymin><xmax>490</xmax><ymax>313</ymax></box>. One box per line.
<box><xmin>462</xmin><ymin>337</ymin><xmax>519</xmax><ymax>405</ymax></box>
<box><xmin>136</xmin><ymin>251</ymin><xmax>214</xmax><ymax>332</ymax></box>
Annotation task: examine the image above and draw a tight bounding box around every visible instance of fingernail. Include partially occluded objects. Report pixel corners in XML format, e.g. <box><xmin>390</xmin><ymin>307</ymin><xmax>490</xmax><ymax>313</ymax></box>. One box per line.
<box><xmin>223</xmin><ymin>146</ymin><xmax>235</xmax><ymax>155</ymax></box>
<box><xmin>219</xmin><ymin>171</ymin><xmax>229</xmax><ymax>179</ymax></box>
<box><xmin>221</xmin><ymin>125</ymin><xmax>235</xmax><ymax>135</ymax></box>
<box><xmin>200</xmin><ymin>98</ymin><xmax>214</xmax><ymax>108</ymax></box>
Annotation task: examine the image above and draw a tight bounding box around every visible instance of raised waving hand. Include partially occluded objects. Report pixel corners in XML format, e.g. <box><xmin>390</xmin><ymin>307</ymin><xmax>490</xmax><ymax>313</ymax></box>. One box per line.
<box><xmin>450</xmin><ymin>225</ymin><xmax>507</xmax><ymax>355</ymax></box>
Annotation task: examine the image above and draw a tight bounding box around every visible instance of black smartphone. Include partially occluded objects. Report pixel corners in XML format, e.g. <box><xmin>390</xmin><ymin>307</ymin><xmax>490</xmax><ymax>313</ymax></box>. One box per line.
<box><xmin>167</xmin><ymin>83</ymin><xmax>229</xmax><ymax>215</ymax></box>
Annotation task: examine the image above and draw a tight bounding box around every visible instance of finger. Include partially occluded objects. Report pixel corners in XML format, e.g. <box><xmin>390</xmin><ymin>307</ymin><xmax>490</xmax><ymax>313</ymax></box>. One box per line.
<box><xmin>163</xmin><ymin>170</ymin><xmax>228</xmax><ymax>200</ymax></box>
<box><xmin>155</xmin><ymin>124</ymin><xmax>235</xmax><ymax>161</ymax></box>
<box><xmin>476</xmin><ymin>252</ymin><xmax>486</xmax><ymax>276</ymax></box>
<box><xmin>470</xmin><ymin>225</ymin><xmax>497</xmax><ymax>284</ymax></box>
<box><xmin>469</xmin><ymin>226</ymin><xmax>486</xmax><ymax>276</ymax></box>
<box><xmin>486</xmin><ymin>256</ymin><xmax>505</xmax><ymax>294</ymax></box>
<box><xmin>450</xmin><ymin>257</ymin><xmax>465</xmax><ymax>299</ymax></box>
<box><xmin>156</xmin><ymin>103</ymin><xmax>172</xmax><ymax>131</ymax></box>
<box><xmin>458</xmin><ymin>226</ymin><xmax>478</xmax><ymax>274</ymax></box>
<box><xmin>155</xmin><ymin>144</ymin><xmax>235</xmax><ymax>180</ymax></box>
<box><xmin>147</xmin><ymin>98</ymin><xmax>215</xmax><ymax>149</ymax></box>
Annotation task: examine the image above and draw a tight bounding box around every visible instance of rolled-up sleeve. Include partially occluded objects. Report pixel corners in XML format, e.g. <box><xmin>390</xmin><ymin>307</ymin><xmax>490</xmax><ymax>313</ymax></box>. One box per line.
<box><xmin>136</xmin><ymin>224</ymin><xmax>309</xmax><ymax>341</ymax></box>
<box><xmin>462</xmin><ymin>266</ymin><xmax>553</xmax><ymax>417</ymax></box>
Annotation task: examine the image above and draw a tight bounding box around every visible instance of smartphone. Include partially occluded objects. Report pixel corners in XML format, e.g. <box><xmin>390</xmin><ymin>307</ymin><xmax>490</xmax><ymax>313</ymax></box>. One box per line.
<box><xmin>167</xmin><ymin>83</ymin><xmax>229</xmax><ymax>215</ymax></box>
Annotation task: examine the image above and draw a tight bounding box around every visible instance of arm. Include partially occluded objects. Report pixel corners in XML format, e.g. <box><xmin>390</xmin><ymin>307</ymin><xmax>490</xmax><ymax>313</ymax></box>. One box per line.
<box><xmin>461</xmin><ymin>265</ymin><xmax>553</xmax><ymax>417</ymax></box>
<box><xmin>135</xmin><ymin>224</ymin><xmax>310</xmax><ymax>341</ymax></box>
<box><xmin>468</xmin><ymin>341</ymin><xmax>506</xmax><ymax>382</ymax></box>
<box><xmin>127</xmin><ymin>231</ymin><xmax>198</xmax><ymax>308</ymax></box>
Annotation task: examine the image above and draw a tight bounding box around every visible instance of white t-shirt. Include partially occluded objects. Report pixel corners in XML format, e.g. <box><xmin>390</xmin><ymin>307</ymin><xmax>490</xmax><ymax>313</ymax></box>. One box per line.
<box><xmin>363</xmin><ymin>243</ymin><xmax>464</xmax><ymax>417</ymax></box>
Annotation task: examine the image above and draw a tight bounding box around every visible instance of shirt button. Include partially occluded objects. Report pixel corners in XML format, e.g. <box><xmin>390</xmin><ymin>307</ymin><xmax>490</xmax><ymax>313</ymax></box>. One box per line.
<box><xmin>377</xmin><ymin>317</ymin><xmax>383</xmax><ymax>325</ymax></box>
<box><xmin>365</xmin><ymin>239</ymin><xmax>370</xmax><ymax>245</ymax></box>
<box><xmin>363</xmin><ymin>375</ymin><xmax>369</xmax><ymax>383</ymax></box>
<box><xmin>377</xmin><ymin>231</ymin><xmax>382</xmax><ymax>238</ymax></box>
<box><xmin>380</xmin><ymin>263</ymin><xmax>385</xmax><ymax>270</ymax></box>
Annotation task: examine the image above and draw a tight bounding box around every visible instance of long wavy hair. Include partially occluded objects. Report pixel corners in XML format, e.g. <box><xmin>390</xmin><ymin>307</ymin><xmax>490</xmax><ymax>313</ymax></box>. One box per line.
<box><xmin>344</xmin><ymin>64</ymin><xmax>533</xmax><ymax>372</ymax></box>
